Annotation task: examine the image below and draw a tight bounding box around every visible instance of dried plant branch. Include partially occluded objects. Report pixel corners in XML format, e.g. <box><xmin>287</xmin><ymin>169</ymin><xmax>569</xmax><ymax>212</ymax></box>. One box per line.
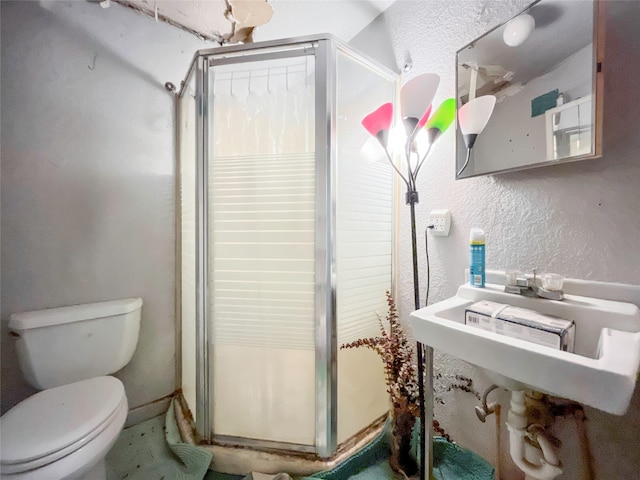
<box><xmin>341</xmin><ymin>291</ymin><xmax>420</xmax><ymax>418</ymax></box>
<box><xmin>342</xmin><ymin>292</ymin><xmax>482</xmax><ymax>447</ymax></box>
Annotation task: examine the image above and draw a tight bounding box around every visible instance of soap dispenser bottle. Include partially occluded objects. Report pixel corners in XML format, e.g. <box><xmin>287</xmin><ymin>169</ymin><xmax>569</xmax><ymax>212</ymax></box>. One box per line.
<box><xmin>469</xmin><ymin>228</ymin><xmax>485</xmax><ymax>287</ymax></box>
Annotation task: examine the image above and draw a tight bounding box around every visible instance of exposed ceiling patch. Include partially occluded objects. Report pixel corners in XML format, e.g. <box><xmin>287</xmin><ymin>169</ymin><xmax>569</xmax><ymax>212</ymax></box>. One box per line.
<box><xmin>225</xmin><ymin>0</ymin><xmax>274</xmax><ymax>43</ymax></box>
<box><xmin>111</xmin><ymin>0</ymin><xmax>231</xmax><ymax>44</ymax></box>
<box><xmin>93</xmin><ymin>0</ymin><xmax>396</xmax><ymax>46</ymax></box>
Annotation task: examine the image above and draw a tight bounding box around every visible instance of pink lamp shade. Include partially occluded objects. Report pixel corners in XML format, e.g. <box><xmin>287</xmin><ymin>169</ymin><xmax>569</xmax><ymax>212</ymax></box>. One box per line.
<box><xmin>362</xmin><ymin>102</ymin><xmax>394</xmax><ymax>146</ymax></box>
<box><xmin>416</xmin><ymin>105</ymin><xmax>433</xmax><ymax>129</ymax></box>
<box><xmin>400</xmin><ymin>73</ymin><xmax>440</xmax><ymax>134</ymax></box>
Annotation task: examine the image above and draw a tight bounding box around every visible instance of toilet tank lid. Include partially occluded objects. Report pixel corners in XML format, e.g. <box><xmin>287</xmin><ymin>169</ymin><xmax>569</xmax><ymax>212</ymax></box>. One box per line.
<box><xmin>9</xmin><ymin>297</ymin><xmax>143</xmax><ymax>331</ymax></box>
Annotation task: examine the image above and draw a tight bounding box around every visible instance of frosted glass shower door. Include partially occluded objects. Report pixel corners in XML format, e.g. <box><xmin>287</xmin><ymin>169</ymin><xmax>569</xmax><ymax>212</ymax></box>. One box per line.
<box><xmin>208</xmin><ymin>54</ymin><xmax>317</xmax><ymax>446</ymax></box>
<box><xmin>334</xmin><ymin>47</ymin><xmax>396</xmax><ymax>445</ymax></box>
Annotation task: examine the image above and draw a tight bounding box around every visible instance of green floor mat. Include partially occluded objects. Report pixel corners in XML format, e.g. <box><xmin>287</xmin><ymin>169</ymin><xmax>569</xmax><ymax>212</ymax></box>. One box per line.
<box><xmin>433</xmin><ymin>437</ymin><xmax>495</xmax><ymax>480</ymax></box>
<box><xmin>306</xmin><ymin>422</ymin><xmax>391</xmax><ymax>479</ymax></box>
<box><xmin>302</xmin><ymin>420</ymin><xmax>493</xmax><ymax>480</ymax></box>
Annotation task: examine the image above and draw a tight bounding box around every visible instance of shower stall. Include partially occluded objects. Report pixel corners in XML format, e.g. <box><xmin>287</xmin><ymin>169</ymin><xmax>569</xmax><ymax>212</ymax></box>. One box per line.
<box><xmin>177</xmin><ymin>36</ymin><xmax>398</xmax><ymax>469</ymax></box>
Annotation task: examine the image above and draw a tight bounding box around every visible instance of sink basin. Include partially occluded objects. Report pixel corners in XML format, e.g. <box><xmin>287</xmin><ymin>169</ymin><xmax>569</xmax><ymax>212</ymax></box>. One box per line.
<box><xmin>409</xmin><ymin>271</ymin><xmax>640</xmax><ymax>415</ymax></box>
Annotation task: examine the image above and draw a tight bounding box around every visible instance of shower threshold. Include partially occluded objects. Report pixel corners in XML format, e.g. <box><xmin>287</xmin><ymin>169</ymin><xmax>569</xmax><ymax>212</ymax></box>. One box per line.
<box><xmin>173</xmin><ymin>393</ymin><xmax>388</xmax><ymax>476</ymax></box>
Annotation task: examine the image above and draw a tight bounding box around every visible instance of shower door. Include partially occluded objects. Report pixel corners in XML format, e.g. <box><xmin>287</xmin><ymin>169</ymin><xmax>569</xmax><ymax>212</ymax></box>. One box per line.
<box><xmin>179</xmin><ymin>36</ymin><xmax>398</xmax><ymax>459</ymax></box>
<box><xmin>208</xmin><ymin>47</ymin><xmax>318</xmax><ymax>451</ymax></box>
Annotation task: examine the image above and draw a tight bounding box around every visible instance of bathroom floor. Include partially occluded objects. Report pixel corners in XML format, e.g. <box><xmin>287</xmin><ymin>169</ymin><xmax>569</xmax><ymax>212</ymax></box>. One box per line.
<box><xmin>106</xmin><ymin>413</ymin><xmax>492</xmax><ymax>480</ymax></box>
<box><xmin>106</xmin><ymin>415</ymin><xmax>177</xmax><ymax>480</ymax></box>
<box><xmin>105</xmin><ymin>415</ymin><xmax>399</xmax><ymax>480</ymax></box>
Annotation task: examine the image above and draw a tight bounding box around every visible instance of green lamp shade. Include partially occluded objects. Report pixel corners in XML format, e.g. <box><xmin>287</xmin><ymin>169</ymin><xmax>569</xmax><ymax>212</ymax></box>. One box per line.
<box><xmin>425</xmin><ymin>98</ymin><xmax>456</xmax><ymax>134</ymax></box>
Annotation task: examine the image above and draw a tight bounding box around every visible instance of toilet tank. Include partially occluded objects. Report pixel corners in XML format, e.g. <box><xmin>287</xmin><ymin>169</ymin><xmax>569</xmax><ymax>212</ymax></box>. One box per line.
<box><xmin>9</xmin><ymin>298</ymin><xmax>143</xmax><ymax>390</ymax></box>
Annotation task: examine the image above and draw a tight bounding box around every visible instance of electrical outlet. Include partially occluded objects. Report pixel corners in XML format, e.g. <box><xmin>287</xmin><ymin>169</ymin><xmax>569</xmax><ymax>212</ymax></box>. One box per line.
<box><xmin>428</xmin><ymin>209</ymin><xmax>451</xmax><ymax>236</ymax></box>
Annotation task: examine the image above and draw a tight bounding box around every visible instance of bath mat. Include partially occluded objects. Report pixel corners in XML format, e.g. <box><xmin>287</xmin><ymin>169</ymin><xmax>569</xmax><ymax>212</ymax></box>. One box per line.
<box><xmin>165</xmin><ymin>398</ymin><xmax>214</xmax><ymax>479</ymax></box>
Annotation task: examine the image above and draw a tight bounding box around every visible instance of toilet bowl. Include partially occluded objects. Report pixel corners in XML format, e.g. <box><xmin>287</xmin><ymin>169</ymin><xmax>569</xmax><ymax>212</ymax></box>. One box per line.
<box><xmin>0</xmin><ymin>298</ymin><xmax>143</xmax><ymax>480</ymax></box>
<box><xmin>1</xmin><ymin>377</ymin><xmax>127</xmax><ymax>480</ymax></box>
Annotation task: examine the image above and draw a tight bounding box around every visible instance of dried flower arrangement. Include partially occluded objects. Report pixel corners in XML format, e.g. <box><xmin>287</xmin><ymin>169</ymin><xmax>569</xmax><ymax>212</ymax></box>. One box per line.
<box><xmin>341</xmin><ymin>291</ymin><xmax>482</xmax><ymax>475</ymax></box>
<box><xmin>341</xmin><ymin>290</ymin><xmax>420</xmax><ymax>417</ymax></box>
<box><xmin>341</xmin><ymin>291</ymin><xmax>420</xmax><ymax>475</ymax></box>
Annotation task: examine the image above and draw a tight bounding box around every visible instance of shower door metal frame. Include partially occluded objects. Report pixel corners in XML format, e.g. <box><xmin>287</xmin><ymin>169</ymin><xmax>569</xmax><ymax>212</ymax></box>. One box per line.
<box><xmin>175</xmin><ymin>53</ymin><xmax>212</xmax><ymax>439</ymax></box>
<box><xmin>179</xmin><ymin>35</ymin><xmax>398</xmax><ymax>460</ymax></box>
<box><xmin>196</xmin><ymin>53</ymin><xmax>212</xmax><ymax>439</ymax></box>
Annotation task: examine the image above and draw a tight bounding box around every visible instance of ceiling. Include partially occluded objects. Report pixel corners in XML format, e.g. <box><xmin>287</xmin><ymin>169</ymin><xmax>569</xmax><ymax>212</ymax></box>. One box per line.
<box><xmin>111</xmin><ymin>0</ymin><xmax>396</xmax><ymax>44</ymax></box>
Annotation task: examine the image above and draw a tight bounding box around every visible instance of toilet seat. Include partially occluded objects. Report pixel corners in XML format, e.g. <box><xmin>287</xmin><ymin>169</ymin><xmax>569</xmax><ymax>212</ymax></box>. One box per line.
<box><xmin>0</xmin><ymin>376</ymin><xmax>126</xmax><ymax>475</ymax></box>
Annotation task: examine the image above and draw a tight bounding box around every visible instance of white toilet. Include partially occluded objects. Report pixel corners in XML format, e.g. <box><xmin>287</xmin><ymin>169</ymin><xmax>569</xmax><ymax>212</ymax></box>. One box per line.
<box><xmin>0</xmin><ymin>297</ymin><xmax>143</xmax><ymax>480</ymax></box>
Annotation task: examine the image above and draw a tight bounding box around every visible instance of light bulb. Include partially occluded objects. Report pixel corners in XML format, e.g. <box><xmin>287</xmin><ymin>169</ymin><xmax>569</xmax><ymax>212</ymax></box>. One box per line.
<box><xmin>360</xmin><ymin>136</ymin><xmax>388</xmax><ymax>164</ymax></box>
<box><xmin>503</xmin><ymin>14</ymin><xmax>535</xmax><ymax>47</ymax></box>
<box><xmin>387</xmin><ymin>124</ymin><xmax>407</xmax><ymax>156</ymax></box>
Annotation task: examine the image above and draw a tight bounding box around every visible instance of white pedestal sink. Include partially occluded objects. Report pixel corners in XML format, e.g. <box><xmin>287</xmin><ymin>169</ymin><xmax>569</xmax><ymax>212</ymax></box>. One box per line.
<box><xmin>409</xmin><ymin>270</ymin><xmax>640</xmax><ymax>415</ymax></box>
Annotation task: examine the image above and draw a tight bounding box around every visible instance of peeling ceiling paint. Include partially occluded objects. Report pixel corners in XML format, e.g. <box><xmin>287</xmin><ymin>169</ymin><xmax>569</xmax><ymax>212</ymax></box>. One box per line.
<box><xmin>226</xmin><ymin>0</ymin><xmax>274</xmax><ymax>43</ymax></box>
<box><xmin>113</xmin><ymin>0</ymin><xmax>234</xmax><ymax>42</ymax></box>
<box><xmin>103</xmin><ymin>0</ymin><xmax>396</xmax><ymax>45</ymax></box>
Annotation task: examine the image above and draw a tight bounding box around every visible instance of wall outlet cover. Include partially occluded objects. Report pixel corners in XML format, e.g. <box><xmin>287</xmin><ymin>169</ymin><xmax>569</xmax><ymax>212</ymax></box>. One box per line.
<box><xmin>429</xmin><ymin>209</ymin><xmax>451</xmax><ymax>236</ymax></box>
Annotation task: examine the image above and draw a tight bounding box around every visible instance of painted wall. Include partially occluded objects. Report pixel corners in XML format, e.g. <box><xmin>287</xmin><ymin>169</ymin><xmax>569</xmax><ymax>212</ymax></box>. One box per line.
<box><xmin>351</xmin><ymin>1</ymin><xmax>640</xmax><ymax>479</ymax></box>
<box><xmin>0</xmin><ymin>0</ymin><xmax>210</xmax><ymax>417</ymax></box>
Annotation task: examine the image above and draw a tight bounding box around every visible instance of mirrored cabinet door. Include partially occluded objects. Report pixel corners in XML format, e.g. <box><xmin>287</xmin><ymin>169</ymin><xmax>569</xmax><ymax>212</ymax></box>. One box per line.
<box><xmin>455</xmin><ymin>0</ymin><xmax>604</xmax><ymax>179</ymax></box>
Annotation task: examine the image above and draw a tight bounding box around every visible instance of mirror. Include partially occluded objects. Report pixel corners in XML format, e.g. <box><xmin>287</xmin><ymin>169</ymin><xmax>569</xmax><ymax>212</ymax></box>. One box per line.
<box><xmin>455</xmin><ymin>0</ymin><xmax>603</xmax><ymax>179</ymax></box>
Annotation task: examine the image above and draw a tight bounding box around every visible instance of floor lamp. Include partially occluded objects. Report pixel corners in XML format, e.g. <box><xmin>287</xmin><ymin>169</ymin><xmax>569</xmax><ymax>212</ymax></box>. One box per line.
<box><xmin>362</xmin><ymin>74</ymin><xmax>456</xmax><ymax>480</ymax></box>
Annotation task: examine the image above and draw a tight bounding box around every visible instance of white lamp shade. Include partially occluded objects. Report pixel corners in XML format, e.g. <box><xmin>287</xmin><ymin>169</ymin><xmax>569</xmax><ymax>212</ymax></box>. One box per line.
<box><xmin>458</xmin><ymin>95</ymin><xmax>496</xmax><ymax>135</ymax></box>
<box><xmin>503</xmin><ymin>14</ymin><xmax>535</xmax><ymax>47</ymax></box>
<box><xmin>400</xmin><ymin>73</ymin><xmax>440</xmax><ymax>119</ymax></box>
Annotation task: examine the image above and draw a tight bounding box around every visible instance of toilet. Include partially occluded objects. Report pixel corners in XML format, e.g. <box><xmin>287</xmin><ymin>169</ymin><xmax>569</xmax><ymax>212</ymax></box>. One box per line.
<box><xmin>0</xmin><ymin>297</ymin><xmax>143</xmax><ymax>480</ymax></box>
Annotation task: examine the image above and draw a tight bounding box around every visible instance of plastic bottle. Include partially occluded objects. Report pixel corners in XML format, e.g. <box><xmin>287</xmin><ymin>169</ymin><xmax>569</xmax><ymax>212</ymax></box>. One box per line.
<box><xmin>469</xmin><ymin>228</ymin><xmax>485</xmax><ymax>287</ymax></box>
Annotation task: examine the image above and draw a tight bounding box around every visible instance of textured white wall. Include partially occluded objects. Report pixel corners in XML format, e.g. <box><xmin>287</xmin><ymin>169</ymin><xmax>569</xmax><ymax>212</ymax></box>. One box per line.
<box><xmin>352</xmin><ymin>1</ymin><xmax>640</xmax><ymax>478</ymax></box>
<box><xmin>0</xmin><ymin>1</ymin><xmax>210</xmax><ymax>416</ymax></box>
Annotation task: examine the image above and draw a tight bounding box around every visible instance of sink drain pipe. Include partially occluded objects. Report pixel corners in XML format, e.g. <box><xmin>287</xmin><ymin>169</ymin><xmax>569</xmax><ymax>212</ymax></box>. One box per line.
<box><xmin>506</xmin><ymin>390</ymin><xmax>562</xmax><ymax>480</ymax></box>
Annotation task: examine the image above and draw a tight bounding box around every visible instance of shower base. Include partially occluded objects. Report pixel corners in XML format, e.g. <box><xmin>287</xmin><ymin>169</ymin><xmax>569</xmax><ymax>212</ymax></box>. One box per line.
<box><xmin>173</xmin><ymin>394</ymin><xmax>388</xmax><ymax>476</ymax></box>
